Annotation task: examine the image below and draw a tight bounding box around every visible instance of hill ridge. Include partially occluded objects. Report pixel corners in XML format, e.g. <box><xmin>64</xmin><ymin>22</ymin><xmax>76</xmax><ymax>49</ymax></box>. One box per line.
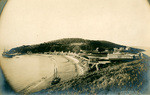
<box><xmin>6</xmin><ymin>38</ymin><xmax>143</xmax><ymax>54</ymax></box>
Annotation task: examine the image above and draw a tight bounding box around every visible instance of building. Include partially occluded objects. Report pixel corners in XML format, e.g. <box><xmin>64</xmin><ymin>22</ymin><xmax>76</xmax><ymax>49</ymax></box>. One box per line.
<box><xmin>107</xmin><ymin>53</ymin><xmax>139</xmax><ymax>60</ymax></box>
<box><xmin>125</xmin><ymin>46</ymin><xmax>131</xmax><ymax>51</ymax></box>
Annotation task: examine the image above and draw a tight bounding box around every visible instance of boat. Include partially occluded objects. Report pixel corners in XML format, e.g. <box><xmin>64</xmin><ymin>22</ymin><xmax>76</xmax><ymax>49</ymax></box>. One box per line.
<box><xmin>2</xmin><ymin>54</ymin><xmax>15</xmax><ymax>58</ymax></box>
<box><xmin>2</xmin><ymin>49</ymin><xmax>15</xmax><ymax>58</ymax></box>
<box><xmin>51</xmin><ymin>68</ymin><xmax>61</xmax><ymax>85</ymax></box>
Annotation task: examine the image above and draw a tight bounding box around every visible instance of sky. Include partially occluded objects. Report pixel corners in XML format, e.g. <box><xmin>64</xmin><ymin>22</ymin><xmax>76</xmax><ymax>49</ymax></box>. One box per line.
<box><xmin>0</xmin><ymin>0</ymin><xmax>150</xmax><ymax>50</ymax></box>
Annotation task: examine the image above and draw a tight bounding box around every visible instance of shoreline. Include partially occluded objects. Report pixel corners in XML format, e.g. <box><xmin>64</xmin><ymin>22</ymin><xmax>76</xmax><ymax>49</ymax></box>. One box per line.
<box><xmin>65</xmin><ymin>55</ymin><xmax>85</xmax><ymax>75</ymax></box>
<box><xmin>1</xmin><ymin>51</ymin><xmax>150</xmax><ymax>94</ymax></box>
<box><xmin>15</xmin><ymin>54</ymin><xmax>83</xmax><ymax>94</ymax></box>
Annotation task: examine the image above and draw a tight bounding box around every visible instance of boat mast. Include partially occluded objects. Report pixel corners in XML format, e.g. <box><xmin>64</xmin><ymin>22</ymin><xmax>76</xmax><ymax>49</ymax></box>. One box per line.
<box><xmin>56</xmin><ymin>68</ymin><xmax>57</xmax><ymax>77</ymax></box>
<box><xmin>54</xmin><ymin>64</ymin><xmax>56</xmax><ymax>78</ymax></box>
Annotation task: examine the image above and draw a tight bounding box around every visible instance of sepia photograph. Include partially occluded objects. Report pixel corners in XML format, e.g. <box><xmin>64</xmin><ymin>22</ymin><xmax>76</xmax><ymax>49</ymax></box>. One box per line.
<box><xmin>0</xmin><ymin>0</ymin><xmax>150</xmax><ymax>94</ymax></box>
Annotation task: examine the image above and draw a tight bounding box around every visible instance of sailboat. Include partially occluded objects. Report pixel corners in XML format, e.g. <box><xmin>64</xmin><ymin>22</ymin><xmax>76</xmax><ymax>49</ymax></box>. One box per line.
<box><xmin>51</xmin><ymin>67</ymin><xmax>61</xmax><ymax>85</ymax></box>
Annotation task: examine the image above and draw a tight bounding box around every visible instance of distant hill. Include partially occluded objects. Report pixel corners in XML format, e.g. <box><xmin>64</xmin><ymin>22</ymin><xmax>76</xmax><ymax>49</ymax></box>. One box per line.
<box><xmin>7</xmin><ymin>38</ymin><xmax>144</xmax><ymax>54</ymax></box>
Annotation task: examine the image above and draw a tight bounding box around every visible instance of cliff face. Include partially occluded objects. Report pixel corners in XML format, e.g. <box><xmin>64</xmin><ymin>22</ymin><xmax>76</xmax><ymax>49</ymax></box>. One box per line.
<box><xmin>7</xmin><ymin>38</ymin><xmax>143</xmax><ymax>54</ymax></box>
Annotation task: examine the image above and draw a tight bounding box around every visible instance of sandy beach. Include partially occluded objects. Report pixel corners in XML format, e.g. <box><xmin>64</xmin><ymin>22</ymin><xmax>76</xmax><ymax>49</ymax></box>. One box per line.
<box><xmin>0</xmin><ymin>54</ymin><xmax>81</xmax><ymax>93</ymax></box>
<box><xmin>65</xmin><ymin>55</ymin><xmax>85</xmax><ymax>75</ymax></box>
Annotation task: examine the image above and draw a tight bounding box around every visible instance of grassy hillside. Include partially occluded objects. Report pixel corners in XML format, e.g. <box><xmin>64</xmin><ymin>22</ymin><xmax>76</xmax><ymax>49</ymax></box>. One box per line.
<box><xmin>7</xmin><ymin>38</ymin><xmax>143</xmax><ymax>54</ymax></box>
<box><xmin>39</xmin><ymin>58</ymin><xmax>148</xmax><ymax>94</ymax></box>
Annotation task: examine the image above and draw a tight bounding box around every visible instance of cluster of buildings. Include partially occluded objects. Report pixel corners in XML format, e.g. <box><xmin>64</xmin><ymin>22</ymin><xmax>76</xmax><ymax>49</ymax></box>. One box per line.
<box><xmin>107</xmin><ymin>47</ymin><xmax>142</xmax><ymax>60</ymax></box>
<box><xmin>43</xmin><ymin>46</ymin><xmax>143</xmax><ymax>71</ymax></box>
